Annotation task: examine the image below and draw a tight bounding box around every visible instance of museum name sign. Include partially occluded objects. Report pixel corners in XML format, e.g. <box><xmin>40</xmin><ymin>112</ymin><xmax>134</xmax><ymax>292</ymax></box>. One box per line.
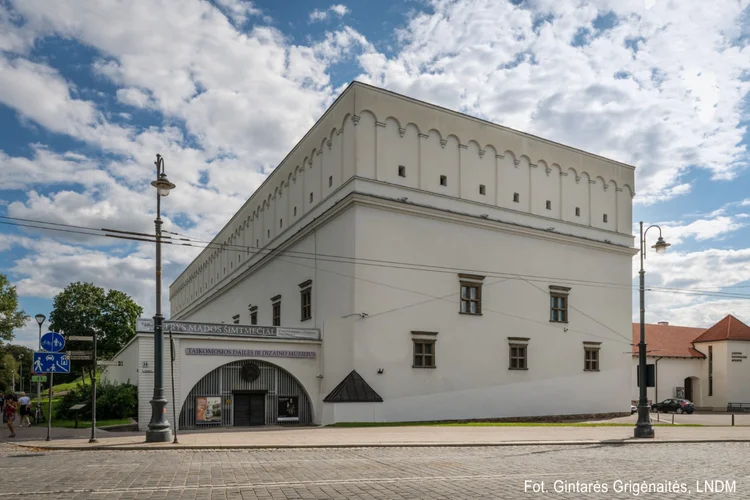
<box><xmin>136</xmin><ymin>318</ymin><xmax>320</xmax><ymax>341</ymax></box>
<box><xmin>185</xmin><ymin>348</ymin><xmax>316</xmax><ymax>359</ymax></box>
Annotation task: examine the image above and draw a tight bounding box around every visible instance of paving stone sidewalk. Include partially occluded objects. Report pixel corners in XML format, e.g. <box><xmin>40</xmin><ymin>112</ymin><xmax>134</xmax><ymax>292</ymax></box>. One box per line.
<box><xmin>13</xmin><ymin>424</ymin><xmax>750</xmax><ymax>450</ymax></box>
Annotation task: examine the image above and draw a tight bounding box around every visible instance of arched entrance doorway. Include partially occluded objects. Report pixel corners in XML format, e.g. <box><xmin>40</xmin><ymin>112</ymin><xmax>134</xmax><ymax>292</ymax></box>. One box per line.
<box><xmin>178</xmin><ymin>359</ymin><xmax>314</xmax><ymax>429</ymax></box>
<box><xmin>684</xmin><ymin>376</ymin><xmax>701</xmax><ymax>407</ymax></box>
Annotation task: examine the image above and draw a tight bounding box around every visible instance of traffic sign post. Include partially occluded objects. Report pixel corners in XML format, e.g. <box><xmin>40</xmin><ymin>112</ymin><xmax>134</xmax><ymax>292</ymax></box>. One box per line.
<box><xmin>67</xmin><ymin>351</ymin><xmax>93</xmax><ymax>361</ymax></box>
<box><xmin>68</xmin><ymin>336</ymin><xmax>93</xmax><ymax>342</ymax></box>
<box><xmin>40</xmin><ymin>332</ymin><xmax>65</xmax><ymax>353</ymax></box>
<box><xmin>90</xmin><ymin>330</ymin><xmax>98</xmax><ymax>443</ymax></box>
<box><xmin>32</xmin><ymin>352</ymin><xmax>71</xmax><ymax>374</ymax></box>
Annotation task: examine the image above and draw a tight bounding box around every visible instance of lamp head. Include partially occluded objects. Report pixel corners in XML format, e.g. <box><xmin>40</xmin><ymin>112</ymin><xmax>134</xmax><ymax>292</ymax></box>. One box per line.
<box><xmin>151</xmin><ymin>173</ymin><xmax>176</xmax><ymax>197</ymax></box>
<box><xmin>34</xmin><ymin>314</ymin><xmax>45</xmax><ymax>326</ymax></box>
<box><xmin>652</xmin><ymin>236</ymin><xmax>670</xmax><ymax>255</ymax></box>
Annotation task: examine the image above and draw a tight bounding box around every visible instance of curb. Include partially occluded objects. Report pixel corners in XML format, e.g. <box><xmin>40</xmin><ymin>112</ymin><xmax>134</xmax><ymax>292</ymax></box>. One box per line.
<box><xmin>15</xmin><ymin>438</ymin><xmax>750</xmax><ymax>451</ymax></box>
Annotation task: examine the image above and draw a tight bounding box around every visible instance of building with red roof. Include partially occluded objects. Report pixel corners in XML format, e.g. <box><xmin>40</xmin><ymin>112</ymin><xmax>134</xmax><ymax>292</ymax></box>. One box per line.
<box><xmin>632</xmin><ymin>315</ymin><xmax>750</xmax><ymax>411</ymax></box>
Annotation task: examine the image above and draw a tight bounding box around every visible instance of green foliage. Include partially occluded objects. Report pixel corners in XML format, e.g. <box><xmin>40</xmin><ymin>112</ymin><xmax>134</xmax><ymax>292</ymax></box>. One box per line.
<box><xmin>0</xmin><ymin>274</ymin><xmax>28</xmax><ymax>342</ymax></box>
<box><xmin>0</xmin><ymin>344</ymin><xmax>33</xmax><ymax>393</ymax></box>
<box><xmin>54</xmin><ymin>380</ymin><xmax>138</xmax><ymax>421</ymax></box>
<box><xmin>49</xmin><ymin>282</ymin><xmax>143</xmax><ymax>364</ymax></box>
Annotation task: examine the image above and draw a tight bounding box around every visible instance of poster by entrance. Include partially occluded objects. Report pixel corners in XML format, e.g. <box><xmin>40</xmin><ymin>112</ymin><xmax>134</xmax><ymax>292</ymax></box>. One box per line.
<box><xmin>278</xmin><ymin>396</ymin><xmax>299</xmax><ymax>422</ymax></box>
<box><xmin>196</xmin><ymin>396</ymin><xmax>222</xmax><ymax>424</ymax></box>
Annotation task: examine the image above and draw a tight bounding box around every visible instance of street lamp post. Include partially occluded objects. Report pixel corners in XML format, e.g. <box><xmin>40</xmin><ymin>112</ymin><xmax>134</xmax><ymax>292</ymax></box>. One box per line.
<box><xmin>634</xmin><ymin>221</ymin><xmax>670</xmax><ymax>439</ymax></box>
<box><xmin>35</xmin><ymin>314</ymin><xmax>45</xmax><ymax>420</ymax></box>
<box><xmin>145</xmin><ymin>153</ymin><xmax>176</xmax><ymax>443</ymax></box>
<box><xmin>18</xmin><ymin>354</ymin><xmax>23</xmax><ymax>393</ymax></box>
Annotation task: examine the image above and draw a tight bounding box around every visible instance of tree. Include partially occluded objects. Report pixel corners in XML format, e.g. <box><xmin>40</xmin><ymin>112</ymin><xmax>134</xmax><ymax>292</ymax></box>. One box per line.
<box><xmin>0</xmin><ymin>273</ymin><xmax>28</xmax><ymax>342</ymax></box>
<box><xmin>0</xmin><ymin>345</ymin><xmax>33</xmax><ymax>393</ymax></box>
<box><xmin>49</xmin><ymin>282</ymin><xmax>143</xmax><ymax>381</ymax></box>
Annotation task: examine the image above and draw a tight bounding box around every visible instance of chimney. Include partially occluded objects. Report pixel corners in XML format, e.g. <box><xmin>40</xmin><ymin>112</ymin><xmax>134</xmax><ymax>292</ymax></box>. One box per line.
<box><xmin>658</xmin><ymin>321</ymin><xmax>669</xmax><ymax>326</ymax></box>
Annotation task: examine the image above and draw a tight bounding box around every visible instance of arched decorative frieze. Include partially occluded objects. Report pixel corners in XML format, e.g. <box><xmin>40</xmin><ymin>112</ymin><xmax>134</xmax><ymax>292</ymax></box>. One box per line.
<box><xmin>351</xmin><ymin>114</ymin><xmax>360</xmax><ymax>126</ymax></box>
<box><xmin>355</xmin><ymin>110</ymin><xmax>377</xmax><ymax>178</ymax></box>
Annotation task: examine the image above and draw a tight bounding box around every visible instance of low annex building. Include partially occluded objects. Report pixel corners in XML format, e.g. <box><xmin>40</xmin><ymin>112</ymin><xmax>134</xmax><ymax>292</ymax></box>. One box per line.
<box><xmin>631</xmin><ymin>315</ymin><xmax>750</xmax><ymax>411</ymax></box>
<box><xmin>106</xmin><ymin>81</ymin><xmax>637</xmax><ymax>429</ymax></box>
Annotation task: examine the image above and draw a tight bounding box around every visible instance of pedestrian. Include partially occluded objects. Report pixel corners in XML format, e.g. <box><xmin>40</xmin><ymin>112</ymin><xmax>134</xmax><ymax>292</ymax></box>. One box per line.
<box><xmin>3</xmin><ymin>393</ymin><xmax>17</xmax><ymax>438</ymax></box>
<box><xmin>18</xmin><ymin>392</ymin><xmax>31</xmax><ymax>427</ymax></box>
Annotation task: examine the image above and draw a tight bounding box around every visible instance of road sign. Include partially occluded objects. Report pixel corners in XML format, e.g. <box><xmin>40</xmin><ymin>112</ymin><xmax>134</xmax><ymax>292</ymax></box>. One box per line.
<box><xmin>40</xmin><ymin>332</ymin><xmax>65</xmax><ymax>353</ymax></box>
<box><xmin>68</xmin><ymin>335</ymin><xmax>94</xmax><ymax>342</ymax></box>
<box><xmin>97</xmin><ymin>360</ymin><xmax>123</xmax><ymax>367</ymax></box>
<box><xmin>33</xmin><ymin>352</ymin><xmax>71</xmax><ymax>374</ymax></box>
<box><xmin>31</xmin><ymin>375</ymin><xmax>47</xmax><ymax>383</ymax></box>
<box><xmin>67</xmin><ymin>350</ymin><xmax>93</xmax><ymax>360</ymax></box>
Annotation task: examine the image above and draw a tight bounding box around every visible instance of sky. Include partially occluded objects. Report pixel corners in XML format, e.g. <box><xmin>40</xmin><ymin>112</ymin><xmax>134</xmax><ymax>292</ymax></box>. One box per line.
<box><xmin>1</xmin><ymin>0</ymin><xmax>750</xmax><ymax>349</ymax></box>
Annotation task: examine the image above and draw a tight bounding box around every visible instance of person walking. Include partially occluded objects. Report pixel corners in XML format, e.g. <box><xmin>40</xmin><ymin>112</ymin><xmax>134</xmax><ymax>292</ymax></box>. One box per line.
<box><xmin>18</xmin><ymin>393</ymin><xmax>31</xmax><ymax>427</ymax></box>
<box><xmin>3</xmin><ymin>393</ymin><xmax>18</xmax><ymax>438</ymax></box>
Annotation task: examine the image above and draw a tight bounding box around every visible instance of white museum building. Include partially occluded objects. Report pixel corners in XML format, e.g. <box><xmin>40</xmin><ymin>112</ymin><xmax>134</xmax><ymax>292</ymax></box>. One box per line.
<box><xmin>630</xmin><ymin>315</ymin><xmax>750</xmax><ymax>411</ymax></box>
<box><xmin>104</xmin><ymin>82</ymin><xmax>637</xmax><ymax>429</ymax></box>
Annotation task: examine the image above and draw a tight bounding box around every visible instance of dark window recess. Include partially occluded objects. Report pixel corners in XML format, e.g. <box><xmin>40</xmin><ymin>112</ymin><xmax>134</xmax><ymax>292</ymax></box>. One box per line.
<box><xmin>479</xmin><ymin>184</ymin><xmax>486</xmax><ymax>195</ymax></box>
<box><xmin>575</xmin><ymin>207</ymin><xmax>581</xmax><ymax>217</ymax></box>
<box><xmin>509</xmin><ymin>345</ymin><xmax>527</xmax><ymax>370</ymax></box>
<box><xmin>584</xmin><ymin>348</ymin><xmax>599</xmax><ymax>371</ymax></box>
<box><xmin>256</xmin><ymin>239</ymin><xmax>259</xmax><ymax>247</ymax></box>
<box><xmin>329</xmin><ymin>176</ymin><xmax>333</xmax><ymax>187</ymax></box>
<box><xmin>513</xmin><ymin>192</ymin><xmax>520</xmax><ymax>203</ymax></box>
<box><xmin>293</xmin><ymin>206</ymin><xmax>297</xmax><ymax>216</ymax></box>
<box><xmin>413</xmin><ymin>340</ymin><xmax>436</xmax><ymax>368</ymax></box>
<box><xmin>309</xmin><ymin>192</ymin><xmax>314</xmax><ymax>203</ymax></box>
<box><xmin>267</xmin><ymin>230</ymin><xmax>270</xmax><ymax>238</ymax></box>
<box><xmin>280</xmin><ymin>219</ymin><xmax>283</xmax><ymax>228</ymax></box>
<box><xmin>250</xmin><ymin>311</ymin><xmax>258</xmax><ymax>325</ymax></box>
<box><xmin>299</xmin><ymin>280</ymin><xmax>312</xmax><ymax>321</ymax></box>
<box><xmin>709</xmin><ymin>346</ymin><xmax>713</xmax><ymax>396</ymax></box>
<box><xmin>603</xmin><ymin>214</ymin><xmax>608</xmax><ymax>223</ymax></box>
<box><xmin>440</xmin><ymin>175</ymin><xmax>447</xmax><ymax>186</ymax></box>
<box><xmin>398</xmin><ymin>165</ymin><xmax>406</xmax><ymax>177</ymax></box>
<box><xmin>232</xmin><ymin>314</ymin><xmax>240</xmax><ymax>325</ymax></box>
<box><xmin>272</xmin><ymin>297</ymin><xmax>281</xmax><ymax>326</ymax></box>
<box><xmin>549</xmin><ymin>286</ymin><xmax>570</xmax><ymax>323</ymax></box>
<box><xmin>546</xmin><ymin>200</ymin><xmax>551</xmax><ymax>210</ymax></box>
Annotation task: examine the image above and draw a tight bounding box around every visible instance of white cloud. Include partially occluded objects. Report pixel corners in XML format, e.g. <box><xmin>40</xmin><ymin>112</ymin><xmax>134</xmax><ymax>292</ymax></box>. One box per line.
<box><xmin>309</xmin><ymin>4</ymin><xmax>350</xmax><ymax>23</ymax></box>
<box><xmin>116</xmin><ymin>87</ymin><xmax>152</xmax><ymax>108</ymax></box>
<box><xmin>214</xmin><ymin>0</ymin><xmax>261</xmax><ymax>25</ymax></box>
<box><xmin>354</xmin><ymin>0</ymin><xmax>750</xmax><ymax>202</ymax></box>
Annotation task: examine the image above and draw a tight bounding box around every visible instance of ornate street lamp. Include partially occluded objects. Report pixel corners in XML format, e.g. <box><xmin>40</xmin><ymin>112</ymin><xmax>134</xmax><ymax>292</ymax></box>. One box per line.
<box><xmin>634</xmin><ymin>222</ymin><xmax>670</xmax><ymax>439</ymax></box>
<box><xmin>146</xmin><ymin>154</ymin><xmax>175</xmax><ymax>443</ymax></box>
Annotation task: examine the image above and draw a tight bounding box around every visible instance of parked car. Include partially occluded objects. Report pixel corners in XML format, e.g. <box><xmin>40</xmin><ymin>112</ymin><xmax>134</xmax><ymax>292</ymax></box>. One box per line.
<box><xmin>650</xmin><ymin>398</ymin><xmax>695</xmax><ymax>414</ymax></box>
<box><xmin>631</xmin><ymin>404</ymin><xmax>637</xmax><ymax>414</ymax></box>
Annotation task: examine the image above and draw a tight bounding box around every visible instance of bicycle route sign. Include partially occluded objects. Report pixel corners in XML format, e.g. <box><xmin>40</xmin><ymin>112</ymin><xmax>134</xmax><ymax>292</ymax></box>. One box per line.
<box><xmin>40</xmin><ymin>332</ymin><xmax>65</xmax><ymax>353</ymax></box>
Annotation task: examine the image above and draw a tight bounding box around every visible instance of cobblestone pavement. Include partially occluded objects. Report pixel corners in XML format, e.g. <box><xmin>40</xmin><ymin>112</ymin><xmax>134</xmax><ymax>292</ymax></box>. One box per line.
<box><xmin>0</xmin><ymin>442</ymin><xmax>747</xmax><ymax>499</ymax></box>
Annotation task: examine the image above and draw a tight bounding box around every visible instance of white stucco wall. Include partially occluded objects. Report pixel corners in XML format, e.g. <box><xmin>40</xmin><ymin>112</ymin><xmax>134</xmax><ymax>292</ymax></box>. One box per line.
<box><xmin>101</xmin><ymin>338</ymin><xmax>139</xmax><ymax>386</ymax></box>
<box><xmin>726</xmin><ymin>342</ymin><xmax>750</xmax><ymax>405</ymax></box>
<box><xmin>170</xmin><ymin>82</ymin><xmax>635</xmax><ymax>320</ymax></box>
<box><xmin>696</xmin><ymin>342</ymin><xmax>729</xmax><ymax>410</ymax></box>
<box><xmin>630</xmin><ymin>357</ymin><xmax>704</xmax><ymax>405</ymax></box>
<box><xmin>346</xmin><ymin>202</ymin><xmax>633</xmax><ymax>422</ymax></box>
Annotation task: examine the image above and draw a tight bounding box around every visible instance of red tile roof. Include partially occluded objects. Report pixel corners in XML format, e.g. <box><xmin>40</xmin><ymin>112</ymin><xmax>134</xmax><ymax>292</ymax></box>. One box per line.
<box><xmin>693</xmin><ymin>315</ymin><xmax>750</xmax><ymax>343</ymax></box>
<box><xmin>631</xmin><ymin>323</ymin><xmax>707</xmax><ymax>358</ymax></box>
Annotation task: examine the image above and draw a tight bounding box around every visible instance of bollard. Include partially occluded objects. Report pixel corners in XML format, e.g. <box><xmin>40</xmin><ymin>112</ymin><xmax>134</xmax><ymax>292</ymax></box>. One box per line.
<box><xmin>657</xmin><ymin>412</ymin><xmax>660</xmax><ymax>422</ymax></box>
<box><xmin>672</xmin><ymin>414</ymin><xmax>674</xmax><ymax>425</ymax></box>
<box><xmin>732</xmin><ymin>414</ymin><xmax>735</xmax><ymax>426</ymax></box>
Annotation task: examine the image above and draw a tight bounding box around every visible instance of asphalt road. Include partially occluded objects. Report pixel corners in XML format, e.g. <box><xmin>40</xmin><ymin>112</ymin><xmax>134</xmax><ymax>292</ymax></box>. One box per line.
<box><xmin>0</xmin><ymin>442</ymin><xmax>747</xmax><ymax>499</ymax></box>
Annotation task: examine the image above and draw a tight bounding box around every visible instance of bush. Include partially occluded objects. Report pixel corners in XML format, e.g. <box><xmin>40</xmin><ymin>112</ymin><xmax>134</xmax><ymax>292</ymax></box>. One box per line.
<box><xmin>55</xmin><ymin>381</ymin><xmax>137</xmax><ymax>421</ymax></box>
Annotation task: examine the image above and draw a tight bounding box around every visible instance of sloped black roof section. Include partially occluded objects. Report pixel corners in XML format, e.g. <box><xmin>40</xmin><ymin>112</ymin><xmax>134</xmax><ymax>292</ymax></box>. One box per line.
<box><xmin>323</xmin><ymin>370</ymin><xmax>383</xmax><ymax>403</ymax></box>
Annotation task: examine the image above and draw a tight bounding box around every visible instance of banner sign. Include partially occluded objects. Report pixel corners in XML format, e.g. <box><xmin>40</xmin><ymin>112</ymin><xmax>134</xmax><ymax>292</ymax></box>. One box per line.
<box><xmin>196</xmin><ymin>396</ymin><xmax>222</xmax><ymax>424</ymax></box>
<box><xmin>137</xmin><ymin>318</ymin><xmax>320</xmax><ymax>340</ymax></box>
<box><xmin>185</xmin><ymin>348</ymin><xmax>315</xmax><ymax>359</ymax></box>
<box><xmin>278</xmin><ymin>396</ymin><xmax>299</xmax><ymax>422</ymax></box>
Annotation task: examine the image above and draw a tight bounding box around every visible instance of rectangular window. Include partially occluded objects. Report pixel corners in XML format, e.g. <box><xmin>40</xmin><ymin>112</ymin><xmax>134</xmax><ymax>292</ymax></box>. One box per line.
<box><xmin>249</xmin><ymin>305</ymin><xmax>258</xmax><ymax>325</ymax></box>
<box><xmin>458</xmin><ymin>274</ymin><xmax>484</xmax><ymax>315</ymax></box>
<box><xmin>280</xmin><ymin>219</ymin><xmax>283</xmax><ymax>228</ymax></box>
<box><xmin>584</xmin><ymin>345</ymin><xmax>600</xmax><ymax>371</ymax></box>
<box><xmin>267</xmin><ymin>229</ymin><xmax>270</xmax><ymax>238</ymax></box>
<box><xmin>509</xmin><ymin>344</ymin><xmax>527</xmax><ymax>370</ymax></box>
<box><xmin>479</xmin><ymin>184</ymin><xmax>486</xmax><ymax>195</ymax></box>
<box><xmin>413</xmin><ymin>339</ymin><xmax>436</xmax><ymax>368</ymax></box>
<box><xmin>398</xmin><ymin>165</ymin><xmax>406</xmax><ymax>177</ymax></box>
<box><xmin>271</xmin><ymin>295</ymin><xmax>281</xmax><ymax>326</ymax></box>
<box><xmin>603</xmin><ymin>214</ymin><xmax>608</xmax><ymax>223</ymax></box>
<box><xmin>294</xmin><ymin>206</ymin><xmax>297</xmax><ymax>216</ymax></box>
<box><xmin>299</xmin><ymin>280</ymin><xmax>312</xmax><ymax>321</ymax></box>
<box><xmin>575</xmin><ymin>207</ymin><xmax>580</xmax><ymax>217</ymax></box>
<box><xmin>708</xmin><ymin>346</ymin><xmax>713</xmax><ymax>396</ymax></box>
<box><xmin>232</xmin><ymin>314</ymin><xmax>240</xmax><ymax>325</ymax></box>
<box><xmin>546</xmin><ymin>200</ymin><xmax>551</xmax><ymax>210</ymax></box>
<box><xmin>309</xmin><ymin>192</ymin><xmax>313</xmax><ymax>203</ymax></box>
<box><xmin>549</xmin><ymin>285</ymin><xmax>570</xmax><ymax>323</ymax></box>
<box><xmin>440</xmin><ymin>175</ymin><xmax>447</xmax><ymax>186</ymax></box>
<box><xmin>329</xmin><ymin>175</ymin><xmax>333</xmax><ymax>187</ymax></box>
<box><xmin>513</xmin><ymin>192</ymin><xmax>519</xmax><ymax>203</ymax></box>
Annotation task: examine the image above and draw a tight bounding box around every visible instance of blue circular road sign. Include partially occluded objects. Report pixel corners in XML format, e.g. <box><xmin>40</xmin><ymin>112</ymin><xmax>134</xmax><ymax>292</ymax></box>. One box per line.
<box><xmin>41</xmin><ymin>332</ymin><xmax>65</xmax><ymax>353</ymax></box>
